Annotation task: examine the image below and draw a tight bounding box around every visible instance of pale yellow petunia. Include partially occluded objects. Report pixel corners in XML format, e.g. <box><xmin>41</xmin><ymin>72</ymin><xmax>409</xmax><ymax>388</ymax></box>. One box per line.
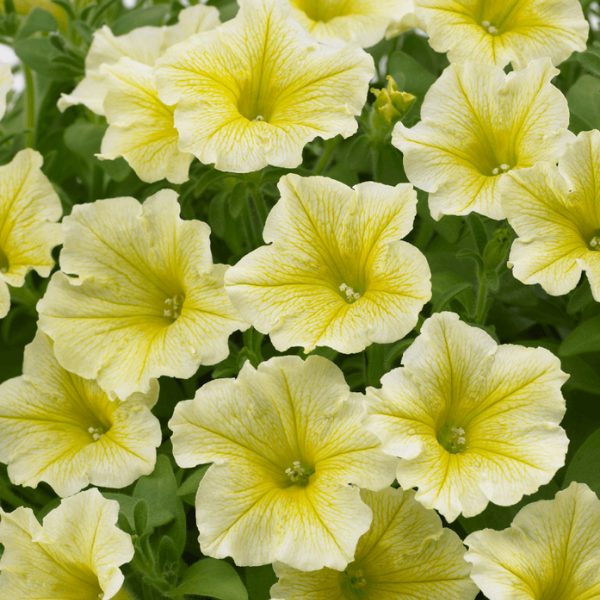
<box><xmin>414</xmin><ymin>0</ymin><xmax>588</xmax><ymax>69</ymax></box>
<box><xmin>502</xmin><ymin>130</ymin><xmax>600</xmax><ymax>301</ymax></box>
<box><xmin>0</xmin><ymin>488</ymin><xmax>134</xmax><ymax>600</ymax></box>
<box><xmin>272</xmin><ymin>487</ymin><xmax>479</xmax><ymax>600</ymax></box>
<box><xmin>37</xmin><ymin>189</ymin><xmax>248</xmax><ymax>401</ymax></box>
<box><xmin>0</xmin><ymin>149</ymin><xmax>62</xmax><ymax>319</ymax></box>
<box><xmin>393</xmin><ymin>59</ymin><xmax>574</xmax><ymax>220</ymax></box>
<box><xmin>288</xmin><ymin>0</ymin><xmax>416</xmax><ymax>47</ymax></box>
<box><xmin>365</xmin><ymin>312</ymin><xmax>569</xmax><ymax>522</ymax></box>
<box><xmin>0</xmin><ymin>61</ymin><xmax>12</xmax><ymax>120</ymax></box>
<box><xmin>465</xmin><ymin>482</ymin><xmax>600</xmax><ymax>600</ymax></box>
<box><xmin>225</xmin><ymin>175</ymin><xmax>431</xmax><ymax>354</ymax></box>
<box><xmin>0</xmin><ymin>330</ymin><xmax>161</xmax><ymax>498</ymax></box>
<box><xmin>169</xmin><ymin>355</ymin><xmax>398</xmax><ymax>571</ymax></box>
<box><xmin>155</xmin><ymin>0</ymin><xmax>375</xmax><ymax>173</ymax></box>
<box><xmin>58</xmin><ymin>5</ymin><xmax>221</xmax><ymax>115</ymax></box>
<box><xmin>97</xmin><ymin>57</ymin><xmax>194</xmax><ymax>184</ymax></box>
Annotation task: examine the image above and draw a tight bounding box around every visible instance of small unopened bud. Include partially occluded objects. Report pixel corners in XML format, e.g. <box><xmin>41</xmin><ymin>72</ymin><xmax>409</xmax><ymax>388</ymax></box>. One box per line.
<box><xmin>483</xmin><ymin>228</ymin><xmax>511</xmax><ymax>272</ymax></box>
<box><xmin>370</xmin><ymin>76</ymin><xmax>416</xmax><ymax>131</ymax></box>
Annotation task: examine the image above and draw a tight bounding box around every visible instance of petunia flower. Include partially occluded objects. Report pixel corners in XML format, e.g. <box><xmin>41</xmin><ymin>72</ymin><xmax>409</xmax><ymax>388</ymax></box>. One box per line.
<box><xmin>272</xmin><ymin>486</ymin><xmax>479</xmax><ymax>600</ymax></box>
<box><xmin>37</xmin><ymin>189</ymin><xmax>248</xmax><ymax>401</ymax></box>
<box><xmin>364</xmin><ymin>311</ymin><xmax>569</xmax><ymax>522</ymax></box>
<box><xmin>0</xmin><ymin>330</ymin><xmax>161</xmax><ymax>498</ymax></box>
<box><xmin>0</xmin><ymin>149</ymin><xmax>62</xmax><ymax>319</ymax></box>
<box><xmin>502</xmin><ymin>130</ymin><xmax>600</xmax><ymax>301</ymax></box>
<box><xmin>465</xmin><ymin>482</ymin><xmax>600</xmax><ymax>600</ymax></box>
<box><xmin>154</xmin><ymin>0</ymin><xmax>375</xmax><ymax>173</ymax></box>
<box><xmin>288</xmin><ymin>0</ymin><xmax>417</xmax><ymax>48</ymax></box>
<box><xmin>393</xmin><ymin>59</ymin><xmax>574</xmax><ymax>220</ymax></box>
<box><xmin>57</xmin><ymin>5</ymin><xmax>221</xmax><ymax>115</ymax></box>
<box><xmin>225</xmin><ymin>175</ymin><xmax>431</xmax><ymax>354</ymax></box>
<box><xmin>169</xmin><ymin>355</ymin><xmax>398</xmax><ymax>571</ymax></box>
<box><xmin>414</xmin><ymin>0</ymin><xmax>588</xmax><ymax>69</ymax></box>
<box><xmin>0</xmin><ymin>61</ymin><xmax>12</xmax><ymax>119</ymax></box>
<box><xmin>97</xmin><ymin>56</ymin><xmax>194</xmax><ymax>184</ymax></box>
<box><xmin>0</xmin><ymin>488</ymin><xmax>134</xmax><ymax>600</ymax></box>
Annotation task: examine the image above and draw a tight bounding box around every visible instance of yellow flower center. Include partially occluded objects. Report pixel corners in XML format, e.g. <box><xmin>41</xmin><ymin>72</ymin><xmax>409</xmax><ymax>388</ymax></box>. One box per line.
<box><xmin>285</xmin><ymin>460</ymin><xmax>313</xmax><ymax>485</ymax></box>
<box><xmin>88</xmin><ymin>426</ymin><xmax>107</xmax><ymax>442</ymax></box>
<box><xmin>340</xmin><ymin>283</ymin><xmax>361</xmax><ymax>303</ymax></box>
<box><xmin>438</xmin><ymin>424</ymin><xmax>467</xmax><ymax>454</ymax></box>
<box><xmin>0</xmin><ymin>246</ymin><xmax>8</xmax><ymax>274</ymax></box>
<box><xmin>492</xmin><ymin>164</ymin><xmax>512</xmax><ymax>176</ymax></box>
<box><xmin>291</xmin><ymin>0</ymin><xmax>354</xmax><ymax>22</ymax></box>
<box><xmin>590</xmin><ymin>236</ymin><xmax>600</xmax><ymax>250</ymax></box>
<box><xmin>164</xmin><ymin>293</ymin><xmax>185</xmax><ymax>320</ymax></box>
<box><xmin>341</xmin><ymin>567</ymin><xmax>368</xmax><ymax>599</ymax></box>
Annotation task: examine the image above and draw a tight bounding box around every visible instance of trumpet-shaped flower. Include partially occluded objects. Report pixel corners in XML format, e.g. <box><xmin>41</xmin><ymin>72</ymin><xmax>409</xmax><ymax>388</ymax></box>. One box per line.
<box><xmin>97</xmin><ymin>56</ymin><xmax>194</xmax><ymax>184</ymax></box>
<box><xmin>169</xmin><ymin>355</ymin><xmax>398</xmax><ymax>571</ymax></box>
<box><xmin>272</xmin><ymin>487</ymin><xmax>479</xmax><ymax>600</ymax></box>
<box><xmin>37</xmin><ymin>189</ymin><xmax>248</xmax><ymax>401</ymax></box>
<box><xmin>225</xmin><ymin>175</ymin><xmax>431</xmax><ymax>354</ymax></box>
<box><xmin>393</xmin><ymin>59</ymin><xmax>574</xmax><ymax>220</ymax></box>
<box><xmin>155</xmin><ymin>0</ymin><xmax>375</xmax><ymax>173</ymax></box>
<box><xmin>0</xmin><ymin>61</ymin><xmax>12</xmax><ymax>119</ymax></box>
<box><xmin>58</xmin><ymin>5</ymin><xmax>221</xmax><ymax>115</ymax></box>
<box><xmin>0</xmin><ymin>149</ymin><xmax>62</xmax><ymax>319</ymax></box>
<box><xmin>502</xmin><ymin>130</ymin><xmax>600</xmax><ymax>301</ymax></box>
<box><xmin>0</xmin><ymin>330</ymin><xmax>161</xmax><ymax>497</ymax></box>
<box><xmin>365</xmin><ymin>312</ymin><xmax>569</xmax><ymax>522</ymax></box>
<box><xmin>414</xmin><ymin>0</ymin><xmax>588</xmax><ymax>69</ymax></box>
<box><xmin>0</xmin><ymin>488</ymin><xmax>134</xmax><ymax>599</ymax></box>
<box><xmin>288</xmin><ymin>0</ymin><xmax>417</xmax><ymax>47</ymax></box>
<box><xmin>465</xmin><ymin>482</ymin><xmax>600</xmax><ymax>600</ymax></box>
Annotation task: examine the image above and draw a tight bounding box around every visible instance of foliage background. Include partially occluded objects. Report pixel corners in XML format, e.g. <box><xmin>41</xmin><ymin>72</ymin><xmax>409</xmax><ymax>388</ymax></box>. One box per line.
<box><xmin>1</xmin><ymin>0</ymin><xmax>600</xmax><ymax>598</ymax></box>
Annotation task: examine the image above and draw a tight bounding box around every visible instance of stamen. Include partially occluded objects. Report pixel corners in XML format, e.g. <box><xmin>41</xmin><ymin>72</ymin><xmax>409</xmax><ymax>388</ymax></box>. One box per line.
<box><xmin>164</xmin><ymin>293</ymin><xmax>185</xmax><ymax>320</ymax></box>
<box><xmin>345</xmin><ymin>568</ymin><xmax>367</xmax><ymax>590</ymax></box>
<box><xmin>482</xmin><ymin>20</ymin><xmax>490</xmax><ymax>27</ymax></box>
<box><xmin>253</xmin><ymin>115</ymin><xmax>264</xmax><ymax>122</ymax></box>
<box><xmin>501</xmin><ymin>164</ymin><xmax>510</xmax><ymax>172</ymax></box>
<box><xmin>488</xmin><ymin>25</ymin><xmax>498</xmax><ymax>34</ymax></box>
<box><xmin>285</xmin><ymin>460</ymin><xmax>313</xmax><ymax>484</ymax></box>
<box><xmin>88</xmin><ymin>426</ymin><xmax>105</xmax><ymax>442</ymax></box>
<box><xmin>591</xmin><ymin>236</ymin><xmax>600</xmax><ymax>249</ymax></box>
<box><xmin>340</xmin><ymin>283</ymin><xmax>361</xmax><ymax>303</ymax></box>
<box><xmin>492</xmin><ymin>168</ymin><xmax>499</xmax><ymax>175</ymax></box>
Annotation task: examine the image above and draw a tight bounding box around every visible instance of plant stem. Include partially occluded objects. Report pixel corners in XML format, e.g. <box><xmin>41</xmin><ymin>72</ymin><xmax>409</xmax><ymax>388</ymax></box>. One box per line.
<box><xmin>367</xmin><ymin>343</ymin><xmax>386</xmax><ymax>388</ymax></box>
<box><xmin>414</xmin><ymin>221</ymin><xmax>433</xmax><ymax>251</ymax></box>
<box><xmin>475</xmin><ymin>280</ymin><xmax>488</xmax><ymax>324</ymax></box>
<box><xmin>372</xmin><ymin>145</ymin><xmax>381</xmax><ymax>182</ymax></box>
<box><xmin>24</xmin><ymin>66</ymin><xmax>35</xmax><ymax>148</ymax></box>
<box><xmin>0</xmin><ymin>486</ymin><xmax>34</xmax><ymax>510</ymax></box>
<box><xmin>314</xmin><ymin>136</ymin><xmax>341</xmax><ymax>175</ymax></box>
<box><xmin>250</xmin><ymin>185</ymin><xmax>268</xmax><ymax>225</ymax></box>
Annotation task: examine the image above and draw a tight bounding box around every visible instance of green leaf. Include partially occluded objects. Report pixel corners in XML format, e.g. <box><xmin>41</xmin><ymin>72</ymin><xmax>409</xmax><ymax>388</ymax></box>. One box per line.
<box><xmin>103</xmin><ymin>493</ymin><xmax>174</xmax><ymax>531</ymax></box>
<box><xmin>567</xmin><ymin>279</ymin><xmax>595</xmax><ymax>315</ymax></box>
<box><xmin>14</xmin><ymin>38</ymin><xmax>74</xmax><ymax>81</ymax></box>
<box><xmin>563</xmin><ymin>428</ymin><xmax>600</xmax><ymax>495</ymax></box>
<box><xmin>167</xmin><ymin>558</ymin><xmax>248</xmax><ymax>600</ymax></box>
<box><xmin>64</xmin><ymin>121</ymin><xmax>107</xmax><ymax>162</ymax></box>
<box><xmin>577</xmin><ymin>50</ymin><xmax>600</xmax><ymax>78</ymax></box>
<box><xmin>567</xmin><ymin>75</ymin><xmax>600</xmax><ymax>132</ymax></box>
<box><xmin>177</xmin><ymin>465</ymin><xmax>210</xmax><ymax>497</ymax></box>
<box><xmin>388</xmin><ymin>50</ymin><xmax>436</xmax><ymax>102</ymax></box>
<box><xmin>559</xmin><ymin>315</ymin><xmax>600</xmax><ymax>357</ymax></box>
<box><xmin>17</xmin><ymin>7</ymin><xmax>57</xmax><ymax>38</ymax></box>
<box><xmin>432</xmin><ymin>282</ymin><xmax>472</xmax><ymax>313</ymax></box>
<box><xmin>466</xmin><ymin>213</ymin><xmax>488</xmax><ymax>256</ymax></box>
<box><xmin>133</xmin><ymin>455</ymin><xmax>187</xmax><ymax>555</ymax></box>
<box><xmin>246</xmin><ymin>565</ymin><xmax>277</xmax><ymax>600</ymax></box>
<box><xmin>111</xmin><ymin>5</ymin><xmax>169</xmax><ymax>36</ymax></box>
<box><xmin>229</xmin><ymin>182</ymin><xmax>247</xmax><ymax>218</ymax></box>
<box><xmin>562</xmin><ymin>355</ymin><xmax>600</xmax><ymax>395</ymax></box>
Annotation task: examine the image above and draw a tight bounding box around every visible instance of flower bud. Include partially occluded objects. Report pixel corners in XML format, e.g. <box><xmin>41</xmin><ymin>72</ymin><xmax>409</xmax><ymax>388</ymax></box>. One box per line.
<box><xmin>370</xmin><ymin>75</ymin><xmax>416</xmax><ymax>131</ymax></box>
<box><xmin>483</xmin><ymin>228</ymin><xmax>511</xmax><ymax>272</ymax></box>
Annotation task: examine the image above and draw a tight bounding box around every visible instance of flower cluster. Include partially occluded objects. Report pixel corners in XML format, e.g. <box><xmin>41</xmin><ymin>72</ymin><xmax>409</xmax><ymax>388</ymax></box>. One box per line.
<box><xmin>1</xmin><ymin>0</ymin><xmax>599</xmax><ymax>599</ymax></box>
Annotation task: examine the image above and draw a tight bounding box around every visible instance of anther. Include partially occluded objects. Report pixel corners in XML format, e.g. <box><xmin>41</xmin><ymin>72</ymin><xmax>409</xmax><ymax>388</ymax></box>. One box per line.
<box><xmin>253</xmin><ymin>115</ymin><xmax>264</xmax><ymax>122</ymax></box>
<box><xmin>488</xmin><ymin>25</ymin><xmax>498</xmax><ymax>34</ymax></box>
<box><xmin>340</xmin><ymin>283</ymin><xmax>361</xmax><ymax>303</ymax></box>
<box><xmin>591</xmin><ymin>236</ymin><xmax>600</xmax><ymax>249</ymax></box>
<box><xmin>482</xmin><ymin>20</ymin><xmax>490</xmax><ymax>27</ymax></box>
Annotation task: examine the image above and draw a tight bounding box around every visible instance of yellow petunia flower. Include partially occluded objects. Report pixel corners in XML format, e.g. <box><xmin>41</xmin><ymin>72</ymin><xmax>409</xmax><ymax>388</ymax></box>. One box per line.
<box><xmin>0</xmin><ymin>149</ymin><xmax>62</xmax><ymax>319</ymax></box>
<box><xmin>97</xmin><ymin>56</ymin><xmax>194</xmax><ymax>184</ymax></box>
<box><xmin>154</xmin><ymin>0</ymin><xmax>375</xmax><ymax>173</ymax></box>
<box><xmin>37</xmin><ymin>189</ymin><xmax>248</xmax><ymax>401</ymax></box>
<box><xmin>365</xmin><ymin>312</ymin><xmax>569</xmax><ymax>522</ymax></box>
<box><xmin>414</xmin><ymin>0</ymin><xmax>588</xmax><ymax>69</ymax></box>
<box><xmin>58</xmin><ymin>5</ymin><xmax>221</xmax><ymax>115</ymax></box>
<box><xmin>0</xmin><ymin>488</ymin><xmax>133</xmax><ymax>600</ymax></box>
<box><xmin>0</xmin><ymin>62</ymin><xmax>13</xmax><ymax>120</ymax></box>
<box><xmin>393</xmin><ymin>59</ymin><xmax>574</xmax><ymax>220</ymax></box>
<box><xmin>0</xmin><ymin>330</ymin><xmax>161</xmax><ymax>498</ymax></box>
<box><xmin>465</xmin><ymin>482</ymin><xmax>600</xmax><ymax>600</ymax></box>
<box><xmin>502</xmin><ymin>130</ymin><xmax>600</xmax><ymax>301</ymax></box>
<box><xmin>272</xmin><ymin>487</ymin><xmax>479</xmax><ymax>600</ymax></box>
<box><xmin>288</xmin><ymin>0</ymin><xmax>417</xmax><ymax>48</ymax></box>
<box><xmin>225</xmin><ymin>175</ymin><xmax>431</xmax><ymax>354</ymax></box>
<box><xmin>169</xmin><ymin>355</ymin><xmax>398</xmax><ymax>571</ymax></box>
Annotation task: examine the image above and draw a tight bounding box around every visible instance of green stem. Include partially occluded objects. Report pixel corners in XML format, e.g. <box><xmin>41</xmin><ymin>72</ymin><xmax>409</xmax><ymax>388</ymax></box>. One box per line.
<box><xmin>314</xmin><ymin>136</ymin><xmax>341</xmax><ymax>175</ymax></box>
<box><xmin>250</xmin><ymin>186</ymin><xmax>268</xmax><ymax>225</ymax></box>
<box><xmin>367</xmin><ymin>344</ymin><xmax>386</xmax><ymax>388</ymax></box>
<box><xmin>372</xmin><ymin>145</ymin><xmax>381</xmax><ymax>183</ymax></box>
<box><xmin>24</xmin><ymin>66</ymin><xmax>35</xmax><ymax>148</ymax></box>
<box><xmin>475</xmin><ymin>280</ymin><xmax>488</xmax><ymax>324</ymax></box>
<box><xmin>414</xmin><ymin>221</ymin><xmax>433</xmax><ymax>251</ymax></box>
<box><xmin>0</xmin><ymin>486</ymin><xmax>35</xmax><ymax>510</ymax></box>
